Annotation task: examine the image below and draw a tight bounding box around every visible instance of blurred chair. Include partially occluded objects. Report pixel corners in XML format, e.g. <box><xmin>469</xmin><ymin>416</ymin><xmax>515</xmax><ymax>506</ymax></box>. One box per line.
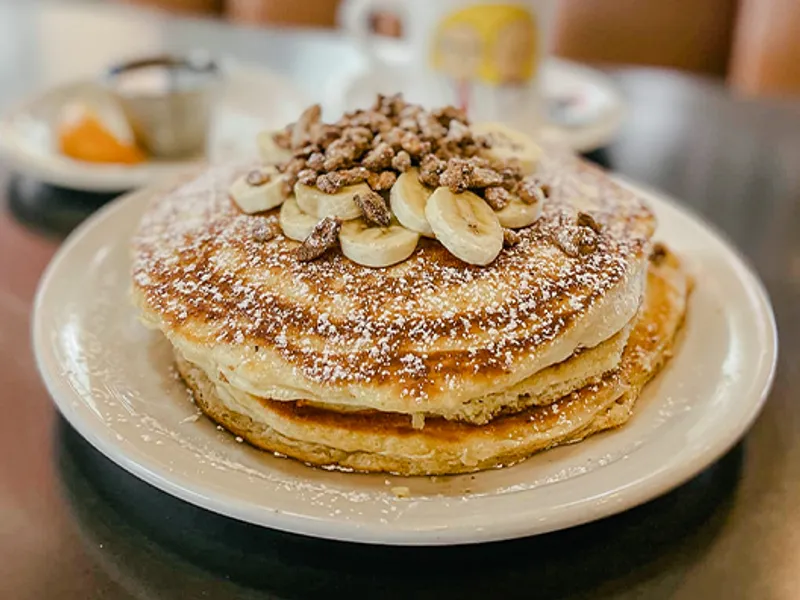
<box><xmin>729</xmin><ymin>0</ymin><xmax>800</xmax><ymax>97</ymax></box>
<box><xmin>116</xmin><ymin>0</ymin><xmax>223</xmax><ymax>15</ymax></box>
<box><xmin>553</xmin><ymin>0</ymin><xmax>737</xmax><ymax>77</ymax></box>
<box><xmin>226</xmin><ymin>0</ymin><xmax>340</xmax><ymax>27</ymax></box>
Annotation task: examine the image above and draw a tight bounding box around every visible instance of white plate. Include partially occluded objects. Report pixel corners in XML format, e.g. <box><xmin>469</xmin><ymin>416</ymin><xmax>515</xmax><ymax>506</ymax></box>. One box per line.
<box><xmin>0</xmin><ymin>63</ymin><xmax>308</xmax><ymax>193</ymax></box>
<box><xmin>33</xmin><ymin>179</ymin><xmax>776</xmax><ymax>546</ymax></box>
<box><xmin>334</xmin><ymin>57</ymin><xmax>625</xmax><ymax>153</ymax></box>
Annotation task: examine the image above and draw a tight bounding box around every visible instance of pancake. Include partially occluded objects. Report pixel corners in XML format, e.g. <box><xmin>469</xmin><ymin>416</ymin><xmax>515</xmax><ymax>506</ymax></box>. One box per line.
<box><xmin>175</xmin><ymin>248</ymin><xmax>690</xmax><ymax>475</ymax></box>
<box><xmin>132</xmin><ymin>151</ymin><xmax>653</xmax><ymax>422</ymax></box>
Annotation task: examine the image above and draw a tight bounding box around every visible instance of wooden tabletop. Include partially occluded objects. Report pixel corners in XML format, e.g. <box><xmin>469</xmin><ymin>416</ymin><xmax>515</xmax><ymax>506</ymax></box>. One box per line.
<box><xmin>1</xmin><ymin>3</ymin><xmax>799</xmax><ymax>599</ymax></box>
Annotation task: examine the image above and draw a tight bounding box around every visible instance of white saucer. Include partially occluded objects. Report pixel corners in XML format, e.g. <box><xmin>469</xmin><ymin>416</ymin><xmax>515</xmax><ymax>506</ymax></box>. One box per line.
<box><xmin>334</xmin><ymin>57</ymin><xmax>625</xmax><ymax>153</ymax></box>
<box><xmin>0</xmin><ymin>63</ymin><xmax>308</xmax><ymax>193</ymax></box>
<box><xmin>33</xmin><ymin>179</ymin><xmax>776</xmax><ymax>546</ymax></box>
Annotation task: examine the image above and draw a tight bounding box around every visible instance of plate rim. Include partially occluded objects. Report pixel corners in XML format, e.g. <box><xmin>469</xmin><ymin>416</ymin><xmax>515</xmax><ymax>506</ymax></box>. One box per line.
<box><xmin>32</xmin><ymin>178</ymin><xmax>778</xmax><ymax>545</ymax></box>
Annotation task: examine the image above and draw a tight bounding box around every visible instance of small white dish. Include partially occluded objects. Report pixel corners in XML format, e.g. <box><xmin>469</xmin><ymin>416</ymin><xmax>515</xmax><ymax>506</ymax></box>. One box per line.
<box><xmin>333</xmin><ymin>57</ymin><xmax>625</xmax><ymax>153</ymax></box>
<box><xmin>0</xmin><ymin>62</ymin><xmax>308</xmax><ymax>193</ymax></box>
<box><xmin>33</xmin><ymin>179</ymin><xmax>776</xmax><ymax>546</ymax></box>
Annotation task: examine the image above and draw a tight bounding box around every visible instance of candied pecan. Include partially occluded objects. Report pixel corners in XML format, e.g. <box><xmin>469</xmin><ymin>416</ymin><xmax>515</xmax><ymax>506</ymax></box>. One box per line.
<box><xmin>446</xmin><ymin>119</ymin><xmax>471</xmax><ymax>145</ymax></box>
<box><xmin>246</xmin><ymin>169</ymin><xmax>272</xmax><ymax>187</ymax></box>
<box><xmin>272</xmin><ymin>127</ymin><xmax>292</xmax><ymax>150</ymax></box>
<box><xmin>362</xmin><ymin>142</ymin><xmax>395</xmax><ymax>171</ymax></box>
<box><xmin>416</xmin><ymin>112</ymin><xmax>448</xmax><ymax>140</ymax></box>
<box><xmin>295</xmin><ymin>217</ymin><xmax>341</xmax><ymax>261</ymax></box>
<box><xmin>323</xmin><ymin>138</ymin><xmax>357</xmax><ymax>171</ymax></box>
<box><xmin>297</xmin><ymin>169</ymin><xmax>318</xmax><ymax>186</ymax></box>
<box><xmin>432</xmin><ymin>105</ymin><xmax>469</xmax><ymax>127</ymax></box>
<box><xmin>503</xmin><ymin>228</ymin><xmax>521</xmax><ymax>247</ymax></box>
<box><xmin>309</xmin><ymin>123</ymin><xmax>340</xmax><ymax>149</ymax></box>
<box><xmin>377</xmin><ymin>127</ymin><xmax>406</xmax><ymax>150</ymax></box>
<box><xmin>440</xmin><ymin>158</ymin><xmax>475</xmax><ymax>194</ymax></box>
<box><xmin>469</xmin><ymin>167</ymin><xmax>504</xmax><ymax>189</ymax></box>
<box><xmin>292</xmin><ymin>143</ymin><xmax>319</xmax><ymax>158</ymax></box>
<box><xmin>252</xmin><ymin>221</ymin><xmax>275</xmax><ymax>243</ymax></box>
<box><xmin>577</xmin><ymin>211</ymin><xmax>601</xmax><ymax>233</ymax></box>
<box><xmin>576</xmin><ymin>229</ymin><xmax>598</xmax><ymax>255</ymax></box>
<box><xmin>400</xmin><ymin>132</ymin><xmax>432</xmax><ymax>158</ymax></box>
<box><xmin>280</xmin><ymin>157</ymin><xmax>306</xmax><ymax>189</ymax></box>
<box><xmin>516</xmin><ymin>176</ymin><xmax>547</xmax><ymax>205</ymax></box>
<box><xmin>290</xmin><ymin>104</ymin><xmax>321</xmax><ymax>149</ymax></box>
<box><xmin>306</xmin><ymin>152</ymin><xmax>325</xmax><ymax>171</ymax></box>
<box><xmin>391</xmin><ymin>150</ymin><xmax>412</xmax><ymax>172</ymax></box>
<box><xmin>354</xmin><ymin>190</ymin><xmax>391</xmax><ymax>227</ymax></box>
<box><xmin>316</xmin><ymin>172</ymin><xmax>344</xmax><ymax>194</ymax></box>
<box><xmin>367</xmin><ymin>170</ymin><xmax>397</xmax><ymax>191</ymax></box>
<box><xmin>484</xmin><ymin>186</ymin><xmax>511</xmax><ymax>210</ymax></box>
<box><xmin>493</xmin><ymin>160</ymin><xmax>523</xmax><ymax>190</ymax></box>
<box><xmin>418</xmin><ymin>154</ymin><xmax>446</xmax><ymax>187</ymax></box>
<box><xmin>374</xmin><ymin>93</ymin><xmax>406</xmax><ymax>117</ymax></box>
<box><xmin>650</xmin><ymin>242</ymin><xmax>668</xmax><ymax>265</ymax></box>
<box><xmin>337</xmin><ymin>166</ymin><xmax>371</xmax><ymax>186</ymax></box>
<box><xmin>344</xmin><ymin>126</ymin><xmax>373</xmax><ymax>144</ymax></box>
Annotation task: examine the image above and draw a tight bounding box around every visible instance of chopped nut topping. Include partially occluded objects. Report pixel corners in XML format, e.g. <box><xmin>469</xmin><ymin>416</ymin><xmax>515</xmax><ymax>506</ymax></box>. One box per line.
<box><xmin>446</xmin><ymin>119</ymin><xmax>471</xmax><ymax>144</ymax></box>
<box><xmin>290</xmin><ymin>104</ymin><xmax>321</xmax><ymax>149</ymax></box>
<box><xmin>432</xmin><ymin>105</ymin><xmax>468</xmax><ymax>127</ymax></box>
<box><xmin>316</xmin><ymin>172</ymin><xmax>344</xmax><ymax>194</ymax></box>
<box><xmin>295</xmin><ymin>217</ymin><xmax>341</xmax><ymax>261</ymax></box>
<box><xmin>391</xmin><ymin>150</ymin><xmax>412</xmax><ymax>172</ymax></box>
<box><xmin>337</xmin><ymin>166</ymin><xmax>371</xmax><ymax>186</ymax></box>
<box><xmin>517</xmin><ymin>177</ymin><xmax>547</xmax><ymax>205</ymax></box>
<box><xmin>245</xmin><ymin>169</ymin><xmax>272</xmax><ymax>187</ymax></box>
<box><xmin>400</xmin><ymin>131</ymin><xmax>432</xmax><ymax>159</ymax></box>
<box><xmin>469</xmin><ymin>166</ymin><xmax>504</xmax><ymax>189</ymax></box>
<box><xmin>362</xmin><ymin>142</ymin><xmax>395</xmax><ymax>171</ymax></box>
<box><xmin>577</xmin><ymin>211</ymin><xmax>601</xmax><ymax>233</ymax></box>
<box><xmin>503</xmin><ymin>228</ymin><xmax>521</xmax><ymax>247</ymax></box>
<box><xmin>440</xmin><ymin>158</ymin><xmax>475</xmax><ymax>194</ymax></box>
<box><xmin>650</xmin><ymin>242</ymin><xmax>668</xmax><ymax>265</ymax></box>
<box><xmin>306</xmin><ymin>152</ymin><xmax>325</xmax><ymax>171</ymax></box>
<box><xmin>266</xmin><ymin>94</ymin><xmax>550</xmax><ymax>267</ymax></box>
<box><xmin>577</xmin><ymin>229</ymin><xmax>598</xmax><ymax>255</ymax></box>
<box><xmin>292</xmin><ymin>143</ymin><xmax>319</xmax><ymax>158</ymax></box>
<box><xmin>418</xmin><ymin>154</ymin><xmax>446</xmax><ymax>187</ymax></box>
<box><xmin>252</xmin><ymin>221</ymin><xmax>275</xmax><ymax>242</ymax></box>
<box><xmin>416</xmin><ymin>112</ymin><xmax>448</xmax><ymax>140</ymax></box>
<box><xmin>354</xmin><ymin>190</ymin><xmax>391</xmax><ymax>227</ymax></box>
<box><xmin>368</xmin><ymin>170</ymin><xmax>397</xmax><ymax>191</ymax></box>
<box><xmin>484</xmin><ymin>186</ymin><xmax>511</xmax><ymax>210</ymax></box>
<box><xmin>297</xmin><ymin>169</ymin><xmax>318</xmax><ymax>186</ymax></box>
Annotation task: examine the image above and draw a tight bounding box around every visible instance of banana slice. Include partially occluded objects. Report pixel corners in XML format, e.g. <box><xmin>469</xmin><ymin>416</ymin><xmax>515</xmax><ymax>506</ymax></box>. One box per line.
<box><xmin>495</xmin><ymin>195</ymin><xmax>543</xmax><ymax>228</ymax></box>
<box><xmin>390</xmin><ymin>168</ymin><xmax>435</xmax><ymax>237</ymax></box>
<box><xmin>279</xmin><ymin>197</ymin><xmax>320</xmax><ymax>242</ymax></box>
<box><xmin>425</xmin><ymin>188</ymin><xmax>503</xmax><ymax>266</ymax></box>
<box><xmin>339</xmin><ymin>219</ymin><xmax>420</xmax><ymax>268</ymax></box>
<box><xmin>229</xmin><ymin>167</ymin><xmax>286</xmax><ymax>214</ymax></box>
<box><xmin>472</xmin><ymin>121</ymin><xmax>542</xmax><ymax>175</ymax></box>
<box><xmin>256</xmin><ymin>131</ymin><xmax>292</xmax><ymax>165</ymax></box>
<box><xmin>295</xmin><ymin>182</ymin><xmax>366</xmax><ymax>221</ymax></box>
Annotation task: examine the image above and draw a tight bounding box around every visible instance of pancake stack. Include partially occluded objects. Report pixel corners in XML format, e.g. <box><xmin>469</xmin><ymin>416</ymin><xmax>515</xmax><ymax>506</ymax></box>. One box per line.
<box><xmin>132</xmin><ymin>96</ymin><xmax>690</xmax><ymax>476</ymax></box>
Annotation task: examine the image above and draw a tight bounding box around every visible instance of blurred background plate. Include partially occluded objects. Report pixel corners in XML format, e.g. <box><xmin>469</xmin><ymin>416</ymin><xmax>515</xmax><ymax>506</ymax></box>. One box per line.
<box><xmin>0</xmin><ymin>60</ymin><xmax>309</xmax><ymax>193</ymax></box>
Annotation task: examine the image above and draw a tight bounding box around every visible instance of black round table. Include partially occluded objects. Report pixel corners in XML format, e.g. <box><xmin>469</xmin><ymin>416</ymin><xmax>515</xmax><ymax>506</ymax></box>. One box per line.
<box><xmin>1</xmin><ymin>3</ymin><xmax>799</xmax><ymax>599</ymax></box>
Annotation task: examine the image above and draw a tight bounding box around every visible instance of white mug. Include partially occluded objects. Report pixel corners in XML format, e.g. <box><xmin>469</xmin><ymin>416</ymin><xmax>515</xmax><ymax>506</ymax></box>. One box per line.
<box><xmin>339</xmin><ymin>0</ymin><xmax>556</xmax><ymax>129</ymax></box>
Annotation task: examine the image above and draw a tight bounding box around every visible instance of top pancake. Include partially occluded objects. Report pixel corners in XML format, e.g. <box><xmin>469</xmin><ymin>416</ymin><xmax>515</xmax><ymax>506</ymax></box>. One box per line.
<box><xmin>132</xmin><ymin>149</ymin><xmax>655</xmax><ymax>416</ymax></box>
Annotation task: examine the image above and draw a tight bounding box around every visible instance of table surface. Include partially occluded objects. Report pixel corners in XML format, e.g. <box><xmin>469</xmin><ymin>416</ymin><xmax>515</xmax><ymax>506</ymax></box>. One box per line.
<box><xmin>2</xmin><ymin>2</ymin><xmax>800</xmax><ymax>599</ymax></box>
